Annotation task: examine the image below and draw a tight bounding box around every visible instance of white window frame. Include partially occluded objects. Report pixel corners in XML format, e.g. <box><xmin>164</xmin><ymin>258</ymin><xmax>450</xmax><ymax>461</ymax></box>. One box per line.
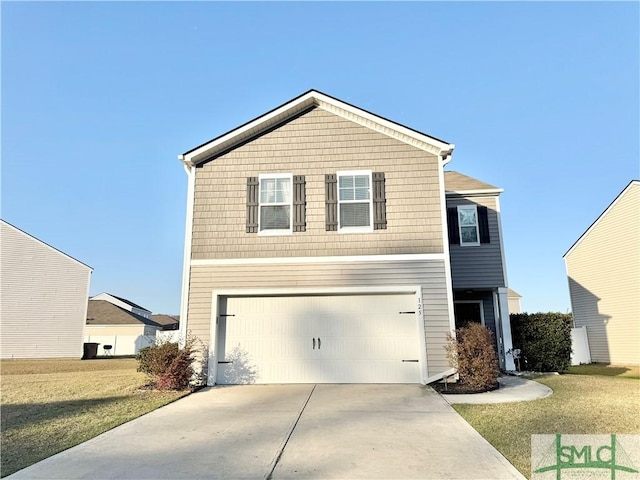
<box><xmin>457</xmin><ymin>205</ymin><xmax>480</xmax><ymax>246</ymax></box>
<box><xmin>258</xmin><ymin>173</ymin><xmax>293</xmax><ymax>236</ymax></box>
<box><xmin>337</xmin><ymin>170</ymin><xmax>373</xmax><ymax>234</ymax></box>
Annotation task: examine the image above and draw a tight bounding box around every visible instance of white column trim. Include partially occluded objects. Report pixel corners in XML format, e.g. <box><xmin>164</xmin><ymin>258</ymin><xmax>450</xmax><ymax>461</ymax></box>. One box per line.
<box><xmin>438</xmin><ymin>156</ymin><xmax>457</xmax><ymax>335</ymax></box>
<box><xmin>497</xmin><ymin>287</ymin><xmax>516</xmax><ymax>370</ymax></box>
<box><xmin>179</xmin><ymin>165</ymin><xmax>196</xmax><ymax>345</ymax></box>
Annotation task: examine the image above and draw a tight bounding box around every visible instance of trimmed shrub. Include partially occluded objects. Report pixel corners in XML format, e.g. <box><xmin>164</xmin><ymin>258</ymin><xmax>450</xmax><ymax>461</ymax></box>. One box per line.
<box><xmin>510</xmin><ymin>312</ymin><xmax>572</xmax><ymax>373</ymax></box>
<box><xmin>136</xmin><ymin>336</ymin><xmax>200</xmax><ymax>390</ymax></box>
<box><xmin>445</xmin><ymin>323</ymin><xmax>499</xmax><ymax>391</ymax></box>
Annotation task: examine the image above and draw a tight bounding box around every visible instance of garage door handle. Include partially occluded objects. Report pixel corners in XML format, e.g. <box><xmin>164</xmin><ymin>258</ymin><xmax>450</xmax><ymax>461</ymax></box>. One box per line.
<box><xmin>318</xmin><ymin>337</ymin><xmax>321</xmax><ymax>349</ymax></box>
<box><xmin>312</xmin><ymin>338</ymin><xmax>316</xmax><ymax>350</ymax></box>
<box><xmin>402</xmin><ymin>359</ymin><xmax>419</xmax><ymax>362</ymax></box>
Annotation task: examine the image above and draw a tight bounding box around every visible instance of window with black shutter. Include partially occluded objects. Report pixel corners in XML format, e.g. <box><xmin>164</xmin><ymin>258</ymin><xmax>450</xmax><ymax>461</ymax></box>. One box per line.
<box><xmin>448</xmin><ymin>204</ymin><xmax>490</xmax><ymax>246</ymax></box>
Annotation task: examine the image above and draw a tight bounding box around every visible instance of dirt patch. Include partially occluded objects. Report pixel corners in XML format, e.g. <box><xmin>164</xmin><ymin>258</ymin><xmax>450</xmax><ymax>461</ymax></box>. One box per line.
<box><xmin>431</xmin><ymin>382</ymin><xmax>499</xmax><ymax>394</ymax></box>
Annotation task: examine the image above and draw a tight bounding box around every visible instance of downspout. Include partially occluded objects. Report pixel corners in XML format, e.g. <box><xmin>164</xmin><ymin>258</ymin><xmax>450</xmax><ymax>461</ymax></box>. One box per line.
<box><xmin>178</xmin><ymin>155</ymin><xmax>196</xmax><ymax>347</ymax></box>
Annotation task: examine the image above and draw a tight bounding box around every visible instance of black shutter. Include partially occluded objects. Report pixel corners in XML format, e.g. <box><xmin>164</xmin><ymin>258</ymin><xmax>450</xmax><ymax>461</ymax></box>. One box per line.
<box><xmin>478</xmin><ymin>206</ymin><xmax>490</xmax><ymax>244</ymax></box>
<box><xmin>325</xmin><ymin>174</ymin><xmax>338</xmax><ymax>231</ymax></box>
<box><xmin>447</xmin><ymin>208</ymin><xmax>460</xmax><ymax>245</ymax></box>
<box><xmin>246</xmin><ymin>177</ymin><xmax>259</xmax><ymax>233</ymax></box>
<box><xmin>293</xmin><ymin>175</ymin><xmax>306</xmax><ymax>232</ymax></box>
<box><xmin>373</xmin><ymin>172</ymin><xmax>387</xmax><ymax>230</ymax></box>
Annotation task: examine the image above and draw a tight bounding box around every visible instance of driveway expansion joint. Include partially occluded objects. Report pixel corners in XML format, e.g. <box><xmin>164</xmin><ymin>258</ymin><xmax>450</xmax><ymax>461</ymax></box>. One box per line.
<box><xmin>264</xmin><ymin>384</ymin><xmax>316</xmax><ymax>480</ymax></box>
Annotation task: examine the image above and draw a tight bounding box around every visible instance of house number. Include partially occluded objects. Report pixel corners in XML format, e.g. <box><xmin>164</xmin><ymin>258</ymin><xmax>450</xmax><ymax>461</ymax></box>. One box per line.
<box><xmin>417</xmin><ymin>298</ymin><xmax>422</xmax><ymax>316</ymax></box>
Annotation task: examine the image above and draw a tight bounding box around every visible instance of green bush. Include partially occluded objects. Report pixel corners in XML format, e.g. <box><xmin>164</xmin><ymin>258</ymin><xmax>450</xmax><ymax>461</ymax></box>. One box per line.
<box><xmin>510</xmin><ymin>312</ymin><xmax>572</xmax><ymax>373</ymax></box>
<box><xmin>445</xmin><ymin>323</ymin><xmax>499</xmax><ymax>391</ymax></box>
<box><xmin>136</xmin><ymin>336</ymin><xmax>199</xmax><ymax>390</ymax></box>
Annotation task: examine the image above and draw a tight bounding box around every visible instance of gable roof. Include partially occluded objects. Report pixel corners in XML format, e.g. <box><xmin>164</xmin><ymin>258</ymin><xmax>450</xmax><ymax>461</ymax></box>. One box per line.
<box><xmin>563</xmin><ymin>180</ymin><xmax>640</xmax><ymax>258</ymax></box>
<box><xmin>86</xmin><ymin>300</ymin><xmax>161</xmax><ymax>327</ymax></box>
<box><xmin>507</xmin><ymin>288</ymin><xmax>522</xmax><ymax>299</ymax></box>
<box><xmin>90</xmin><ymin>292</ymin><xmax>151</xmax><ymax>313</ymax></box>
<box><xmin>444</xmin><ymin>171</ymin><xmax>503</xmax><ymax>196</ymax></box>
<box><xmin>179</xmin><ymin>89</ymin><xmax>455</xmax><ymax>167</ymax></box>
<box><xmin>151</xmin><ymin>314</ymin><xmax>180</xmax><ymax>328</ymax></box>
<box><xmin>1</xmin><ymin>219</ymin><xmax>93</xmax><ymax>271</ymax></box>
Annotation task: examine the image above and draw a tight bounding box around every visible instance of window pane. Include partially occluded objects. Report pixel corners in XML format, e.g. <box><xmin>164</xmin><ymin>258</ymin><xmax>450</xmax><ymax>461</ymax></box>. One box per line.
<box><xmin>260</xmin><ymin>205</ymin><xmax>290</xmax><ymax>230</ymax></box>
<box><xmin>340</xmin><ymin>203</ymin><xmax>370</xmax><ymax>227</ymax></box>
<box><xmin>459</xmin><ymin>209</ymin><xmax>477</xmax><ymax>226</ymax></box>
<box><xmin>260</xmin><ymin>179</ymin><xmax>275</xmax><ymax>203</ymax></box>
<box><xmin>339</xmin><ymin>176</ymin><xmax>354</xmax><ymax>189</ymax></box>
<box><xmin>353</xmin><ymin>175</ymin><xmax>369</xmax><ymax>188</ymax></box>
<box><xmin>354</xmin><ymin>186</ymin><xmax>370</xmax><ymax>200</ymax></box>
<box><xmin>461</xmin><ymin>226</ymin><xmax>478</xmax><ymax>243</ymax></box>
<box><xmin>339</xmin><ymin>187</ymin><xmax>354</xmax><ymax>201</ymax></box>
<box><xmin>260</xmin><ymin>178</ymin><xmax>290</xmax><ymax>204</ymax></box>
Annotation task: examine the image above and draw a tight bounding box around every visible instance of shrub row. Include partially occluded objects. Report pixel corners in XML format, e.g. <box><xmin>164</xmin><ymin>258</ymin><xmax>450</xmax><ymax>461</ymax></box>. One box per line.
<box><xmin>510</xmin><ymin>312</ymin><xmax>573</xmax><ymax>373</ymax></box>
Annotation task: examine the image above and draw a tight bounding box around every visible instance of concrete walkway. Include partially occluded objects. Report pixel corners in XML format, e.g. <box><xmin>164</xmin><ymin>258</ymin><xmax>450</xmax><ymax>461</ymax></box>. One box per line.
<box><xmin>441</xmin><ymin>375</ymin><xmax>553</xmax><ymax>404</ymax></box>
<box><xmin>8</xmin><ymin>384</ymin><xmax>525</xmax><ymax>480</ymax></box>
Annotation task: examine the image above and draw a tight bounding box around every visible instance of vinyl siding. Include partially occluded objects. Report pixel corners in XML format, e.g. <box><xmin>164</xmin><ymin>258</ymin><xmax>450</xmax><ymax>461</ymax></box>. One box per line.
<box><xmin>447</xmin><ymin>195</ymin><xmax>506</xmax><ymax>289</ymax></box>
<box><xmin>565</xmin><ymin>183</ymin><xmax>640</xmax><ymax>365</ymax></box>
<box><xmin>187</xmin><ymin>258</ymin><xmax>453</xmax><ymax>379</ymax></box>
<box><xmin>191</xmin><ymin>107</ymin><xmax>444</xmax><ymax>260</ymax></box>
<box><xmin>85</xmin><ymin>325</ymin><xmax>146</xmax><ymax>337</ymax></box>
<box><xmin>1</xmin><ymin>222</ymin><xmax>92</xmax><ymax>359</ymax></box>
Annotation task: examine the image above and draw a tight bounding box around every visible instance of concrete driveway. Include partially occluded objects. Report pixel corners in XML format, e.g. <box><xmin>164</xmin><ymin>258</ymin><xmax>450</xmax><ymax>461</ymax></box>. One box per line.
<box><xmin>8</xmin><ymin>385</ymin><xmax>525</xmax><ymax>480</ymax></box>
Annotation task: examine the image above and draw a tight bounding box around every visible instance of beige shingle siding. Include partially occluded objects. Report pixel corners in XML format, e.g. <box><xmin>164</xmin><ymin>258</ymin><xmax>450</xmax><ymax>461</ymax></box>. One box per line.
<box><xmin>188</xmin><ymin>259</ymin><xmax>452</xmax><ymax>379</ymax></box>
<box><xmin>446</xmin><ymin>195</ymin><xmax>506</xmax><ymax>289</ymax></box>
<box><xmin>565</xmin><ymin>182</ymin><xmax>640</xmax><ymax>365</ymax></box>
<box><xmin>1</xmin><ymin>222</ymin><xmax>92</xmax><ymax>359</ymax></box>
<box><xmin>191</xmin><ymin>108</ymin><xmax>444</xmax><ymax>260</ymax></box>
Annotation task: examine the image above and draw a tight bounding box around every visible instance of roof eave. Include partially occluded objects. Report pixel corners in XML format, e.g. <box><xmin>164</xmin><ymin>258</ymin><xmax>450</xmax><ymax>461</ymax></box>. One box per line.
<box><xmin>179</xmin><ymin>90</ymin><xmax>454</xmax><ymax>167</ymax></box>
<box><xmin>445</xmin><ymin>188</ymin><xmax>504</xmax><ymax>197</ymax></box>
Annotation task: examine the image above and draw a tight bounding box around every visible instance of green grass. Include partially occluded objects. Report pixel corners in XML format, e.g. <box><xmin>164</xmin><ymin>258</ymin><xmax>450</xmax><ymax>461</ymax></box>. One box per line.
<box><xmin>1</xmin><ymin>358</ymin><xmax>189</xmax><ymax>477</ymax></box>
<box><xmin>568</xmin><ymin>363</ymin><xmax>640</xmax><ymax>379</ymax></box>
<box><xmin>454</xmin><ymin>373</ymin><xmax>640</xmax><ymax>479</ymax></box>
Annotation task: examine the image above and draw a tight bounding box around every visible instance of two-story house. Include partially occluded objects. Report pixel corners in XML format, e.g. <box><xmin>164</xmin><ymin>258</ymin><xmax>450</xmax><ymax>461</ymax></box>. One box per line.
<box><xmin>178</xmin><ymin>90</ymin><xmax>515</xmax><ymax>385</ymax></box>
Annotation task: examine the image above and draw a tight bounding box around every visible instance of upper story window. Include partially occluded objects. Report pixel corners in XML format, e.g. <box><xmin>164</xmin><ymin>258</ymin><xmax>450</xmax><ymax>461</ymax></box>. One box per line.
<box><xmin>259</xmin><ymin>174</ymin><xmax>292</xmax><ymax>234</ymax></box>
<box><xmin>246</xmin><ymin>175</ymin><xmax>306</xmax><ymax>234</ymax></box>
<box><xmin>458</xmin><ymin>205</ymin><xmax>480</xmax><ymax>246</ymax></box>
<box><xmin>338</xmin><ymin>171</ymin><xmax>373</xmax><ymax>232</ymax></box>
<box><xmin>447</xmin><ymin>204</ymin><xmax>490</xmax><ymax>246</ymax></box>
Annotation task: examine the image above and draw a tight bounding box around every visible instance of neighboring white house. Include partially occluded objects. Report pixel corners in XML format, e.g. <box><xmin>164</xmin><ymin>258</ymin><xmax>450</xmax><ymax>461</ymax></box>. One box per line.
<box><xmin>85</xmin><ymin>298</ymin><xmax>160</xmax><ymax>356</ymax></box>
<box><xmin>90</xmin><ymin>292</ymin><xmax>152</xmax><ymax>319</ymax></box>
<box><xmin>564</xmin><ymin>180</ymin><xmax>640</xmax><ymax>365</ymax></box>
<box><xmin>1</xmin><ymin>220</ymin><xmax>93</xmax><ymax>359</ymax></box>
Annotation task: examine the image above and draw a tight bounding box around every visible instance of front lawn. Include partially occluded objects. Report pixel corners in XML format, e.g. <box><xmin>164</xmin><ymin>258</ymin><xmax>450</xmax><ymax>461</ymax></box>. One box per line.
<box><xmin>454</xmin><ymin>371</ymin><xmax>640</xmax><ymax>479</ymax></box>
<box><xmin>0</xmin><ymin>358</ymin><xmax>189</xmax><ymax>477</ymax></box>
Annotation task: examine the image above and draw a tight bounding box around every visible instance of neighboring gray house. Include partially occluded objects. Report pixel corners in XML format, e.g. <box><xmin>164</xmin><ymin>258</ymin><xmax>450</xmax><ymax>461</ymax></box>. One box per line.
<box><xmin>564</xmin><ymin>180</ymin><xmax>639</xmax><ymax>365</ymax></box>
<box><xmin>178</xmin><ymin>90</ymin><xmax>515</xmax><ymax>385</ymax></box>
<box><xmin>1</xmin><ymin>220</ymin><xmax>93</xmax><ymax>359</ymax></box>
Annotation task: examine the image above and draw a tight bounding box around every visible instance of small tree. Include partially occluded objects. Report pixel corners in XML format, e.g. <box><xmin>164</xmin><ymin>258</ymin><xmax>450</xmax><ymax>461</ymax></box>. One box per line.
<box><xmin>445</xmin><ymin>323</ymin><xmax>499</xmax><ymax>391</ymax></box>
<box><xmin>136</xmin><ymin>335</ymin><xmax>201</xmax><ymax>390</ymax></box>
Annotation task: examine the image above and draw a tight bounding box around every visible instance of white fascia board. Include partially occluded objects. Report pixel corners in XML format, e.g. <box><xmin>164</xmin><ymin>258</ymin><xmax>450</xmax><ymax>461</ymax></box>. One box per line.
<box><xmin>179</xmin><ymin>90</ymin><xmax>454</xmax><ymax>167</ymax></box>
<box><xmin>445</xmin><ymin>188</ymin><xmax>504</xmax><ymax>197</ymax></box>
<box><xmin>191</xmin><ymin>253</ymin><xmax>446</xmax><ymax>266</ymax></box>
<box><xmin>563</xmin><ymin>180</ymin><xmax>640</xmax><ymax>258</ymax></box>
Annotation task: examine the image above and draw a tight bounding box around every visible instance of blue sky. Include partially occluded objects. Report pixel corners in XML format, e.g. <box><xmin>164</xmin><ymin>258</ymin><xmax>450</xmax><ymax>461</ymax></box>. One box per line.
<box><xmin>2</xmin><ymin>2</ymin><xmax>638</xmax><ymax>315</ymax></box>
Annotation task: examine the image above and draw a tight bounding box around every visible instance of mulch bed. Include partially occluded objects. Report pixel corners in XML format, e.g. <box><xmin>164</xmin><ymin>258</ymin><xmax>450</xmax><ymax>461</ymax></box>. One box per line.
<box><xmin>431</xmin><ymin>381</ymin><xmax>500</xmax><ymax>394</ymax></box>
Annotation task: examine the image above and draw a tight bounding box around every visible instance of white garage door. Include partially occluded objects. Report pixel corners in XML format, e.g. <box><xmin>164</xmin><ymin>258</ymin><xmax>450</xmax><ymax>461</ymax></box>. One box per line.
<box><xmin>215</xmin><ymin>293</ymin><xmax>422</xmax><ymax>384</ymax></box>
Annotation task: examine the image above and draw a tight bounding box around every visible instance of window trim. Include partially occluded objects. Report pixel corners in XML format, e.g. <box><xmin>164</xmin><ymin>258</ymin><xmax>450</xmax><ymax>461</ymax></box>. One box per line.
<box><xmin>457</xmin><ymin>205</ymin><xmax>480</xmax><ymax>246</ymax></box>
<box><xmin>258</xmin><ymin>173</ymin><xmax>293</xmax><ymax>236</ymax></box>
<box><xmin>337</xmin><ymin>170</ymin><xmax>374</xmax><ymax>234</ymax></box>
<box><xmin>454</xmin><ymin>300</ymin><xmax>485</xmax><ymax>328</ymax></box>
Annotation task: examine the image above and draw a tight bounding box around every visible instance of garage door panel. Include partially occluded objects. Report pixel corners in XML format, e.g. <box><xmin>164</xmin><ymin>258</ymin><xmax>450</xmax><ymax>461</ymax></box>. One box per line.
<box><xmin>217</xmin><ymin>293</ymin><xmax>422</xmax><ymax>384</ymax></box>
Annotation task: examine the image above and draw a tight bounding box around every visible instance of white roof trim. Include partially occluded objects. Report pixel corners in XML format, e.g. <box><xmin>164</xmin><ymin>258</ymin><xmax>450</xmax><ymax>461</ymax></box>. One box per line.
<box><xmin>179</xmin><ymin>90</ymin><xmax>454</xmax><ymax>166</ymax></box>
<box><xmin>563</xmin><ymin>180</ymin><xmax>640</xmax><ymax>258</ymax></box>
<box><xmin>445</xmin><ymin>188</ymin><xmax>504</xmax><ymax>196</ymax></box>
